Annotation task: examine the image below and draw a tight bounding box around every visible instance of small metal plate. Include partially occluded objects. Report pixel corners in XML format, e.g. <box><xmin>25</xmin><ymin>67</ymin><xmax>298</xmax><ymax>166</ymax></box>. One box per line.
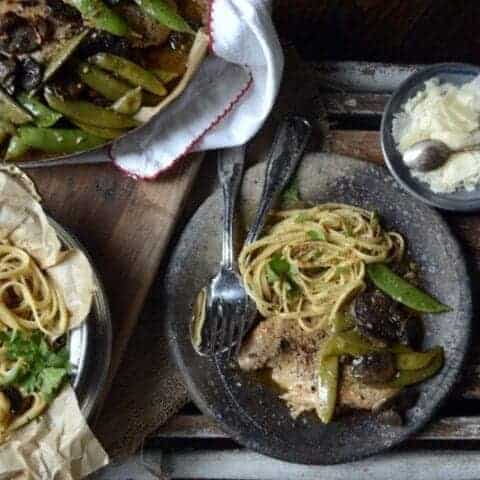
<box><xmin>381</xmin><ymin>62</ymin><xmax>480</xmax><ymax>212</ymax></box>
<box><xmin>49</xmin><ymin>218</ymin><xmax>112</xmax><ymax>420</ymax></box>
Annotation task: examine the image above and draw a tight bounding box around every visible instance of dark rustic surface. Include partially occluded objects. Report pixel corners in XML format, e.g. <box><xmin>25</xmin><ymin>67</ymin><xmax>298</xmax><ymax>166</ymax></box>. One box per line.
<box><xmin>27</xmin><ymin>154</ymin><xmax>202</xmax><ymax>452</ymax></box>
<box><xmin>274</xmin><ymin>0</ymin><xmax>480</xmax><ymax>64</ymax></box>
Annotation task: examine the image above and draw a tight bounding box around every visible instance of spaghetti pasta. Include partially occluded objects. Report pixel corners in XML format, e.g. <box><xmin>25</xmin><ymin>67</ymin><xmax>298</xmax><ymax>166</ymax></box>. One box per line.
<box><xmin>239</xmin><ymin>203</ymin><xmax>404</xmax><ymax>333</ymax></box>
<box><xmin>0</xmin><ymin>241</ymin><xmax>70</xmax><ymax>440</ymax></box>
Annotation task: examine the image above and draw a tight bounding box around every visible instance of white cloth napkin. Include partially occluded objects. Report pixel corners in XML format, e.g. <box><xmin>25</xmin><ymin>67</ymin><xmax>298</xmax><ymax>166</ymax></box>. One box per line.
<box><xmin>111</xmin><ymin>0</ymin><xmax>283</xmax><ymax>179</ymax></box>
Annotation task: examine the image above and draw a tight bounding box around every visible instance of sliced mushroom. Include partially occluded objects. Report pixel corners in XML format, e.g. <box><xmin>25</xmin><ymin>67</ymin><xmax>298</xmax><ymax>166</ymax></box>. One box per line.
<box><xmin>0</xmin><ymin>55</ymin><xmax>17</xmax><ymax>94</ymax></box>
<box><xmin>354</xmin><ymin>289</ymin><xmax>422</xmax><ymax>347</ymax></box>
<box><xmin>351</xmin><ymin>352</ymin><xmax>397</xmax><ymax>385</ymax></box>
<box><xmin>0</xmin><ymin>12</ymin><xmax>41</xmax><ymax>54</ymax></box>
<box><xmin>18</xmin><ymin>56</ymin><xmax>44</xmax><ymax>91</ymax></box>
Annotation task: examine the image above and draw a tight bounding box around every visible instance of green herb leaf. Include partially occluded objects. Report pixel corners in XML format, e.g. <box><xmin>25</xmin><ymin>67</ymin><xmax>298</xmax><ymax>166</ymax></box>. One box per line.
<box><xmin>0</xmin><ymin>330</ymin><xmax>70</xmax><ymax>402</ymax></box>
<box><xmin>269</xmin><ymin>253</ymin><xmax>290</xmax><ymax>275</ymax></box>
<box><xmin>307</xmin><ymin>230</ymin><xmax>325</xmax><ymax>241</ymax></box>
<box><xmin>40</xmin><ymin>367</ymin><xmax>69</xmax><ymax>402</ymax></box>
<box><xmin>266</xmin><ymin>264</ymin><xmax>280</xmax><ymax>284</ymax></box>
<box><xmin>295</xmin><ymin>213</ymin><xmax>309</xmax><ymax>223</ymax></box>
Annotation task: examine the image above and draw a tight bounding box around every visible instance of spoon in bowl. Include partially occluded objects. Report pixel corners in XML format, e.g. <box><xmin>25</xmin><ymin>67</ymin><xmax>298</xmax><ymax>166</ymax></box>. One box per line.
<box><xmin>191</xmin><ymin>116</ymin><xmax>312</xmax><ymax>358</ymax></box>
<box><xmin>403</xmin><ymin>138</ymin><xmax>480</xmax><ymax>172</ymax></box>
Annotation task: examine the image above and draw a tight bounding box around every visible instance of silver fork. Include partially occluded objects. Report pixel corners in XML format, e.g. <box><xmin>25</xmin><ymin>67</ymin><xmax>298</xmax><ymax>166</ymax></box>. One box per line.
<box><xmin>194</xmin><ymin>116</ymin><xmax>312</xmax><ymax>359</ymax></box>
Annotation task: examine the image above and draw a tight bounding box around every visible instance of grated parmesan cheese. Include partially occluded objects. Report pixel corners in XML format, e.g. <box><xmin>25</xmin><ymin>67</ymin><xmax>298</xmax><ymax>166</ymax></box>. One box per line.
<box><xmin>393</xmin><ymin>76</ymin><xmax>480</xmax><ymax>193</ymax></box>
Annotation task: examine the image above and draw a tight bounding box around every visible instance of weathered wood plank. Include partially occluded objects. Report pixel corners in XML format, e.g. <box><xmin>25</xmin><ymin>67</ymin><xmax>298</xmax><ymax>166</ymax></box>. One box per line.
<box><xmin>320</xmin><ymin>93</ymin><xmax>388</xmax><ymax>116</ymax></box>
<box><xmin>160</xmin><ymin>449</ymin><xmax>480</xmax><ymax>480</ymax></box>
<box><xmin>153</xmin><ymin>414</ymin><xmax>480</xmax><ymax>441</ymax></box>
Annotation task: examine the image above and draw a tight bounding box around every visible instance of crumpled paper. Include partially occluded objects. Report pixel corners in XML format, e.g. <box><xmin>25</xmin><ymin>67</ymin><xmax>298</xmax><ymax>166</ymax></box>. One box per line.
<box><xmin>0</xmin><ymin>387</ymin><xmax>108</xmax><ymax>480</ymax></box>
<box><xmin>0</xmin><ymin>168</ymin><xmax>109</xmax><ymax>479</ymax></box>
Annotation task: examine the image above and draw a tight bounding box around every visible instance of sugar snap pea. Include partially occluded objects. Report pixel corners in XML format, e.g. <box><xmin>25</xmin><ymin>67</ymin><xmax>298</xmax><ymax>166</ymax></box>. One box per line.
<box><xmin>5</xmin><ymin>136</ymin><xmax>30</xmax><ymax>161</ymax></box>
<box><xmin>17</xmin><ymin>93</ymin><xmax>62</xmax><ymax>128</ymax></box>
<box><xmin>388</xmin><ymin>348</ymin><xmax>444</xmax><ymax>388</ymax></box>
<box><xmin>72</xmin><ymin>121</ymin><xmax>126</xmax><ymax>140</ymax></box>
<box><xmin>154</xmin><ymin>68</ymin><xmax>181</xmax><ymax>84</ymax></box>
<box><xmin>0</xmin><ymin>120</ymin><xmax>15</xmax><ymax>145</ymax></box>
<box><xmin>134</xmin><ymin>0</ymin><xmax>194</xmax><ymax>34</ymax></box>
<box><xmin>316</xmin><ymin>355</ymin><xmax>338</xmax><ymax>424</ymax></box>
<box><xmin>395</xmin><ymin>347</ymin><xmax>443</xmax><ymax>371</ymax></box>
<box><xmin>64</xmin><ymin>0</ymin><xmax>129</xmax><ymax>36</ymax></box>
<box><xmin>89</xmin><ymin>53</ymin><xmax>167</xmax><ymax>96</ymax></box>
<box><xmin>0</xmin><ymin>87</ymin><xmax>33</xmax><ymax>125</ymax></box>
<box><xmin>78</xmin><ymin>62</ymin><xmax>132</xmax><ymax>101</ymax></box>
<box><xmin>43</xmin><ymin>30</ymin><xmax>89</xmax><ymax>82</ymax></box>
<box><xmin>112</xmin><ymin>87</ymin><xmax>142</xmax><ymax>114</ymax></box>
<box><xmin>44</xmin><ymin>89</ymin><xmax>139</xmax><ymax>129</ymax></box>
<box><xmin>367</xmin><ymin>263</ymin><xmax>450</xmax><ymax>313</ymax></box>
<box><xmin>17</xmin><ymin>127</ymin><xmax>105</xmax><ymax>154</ymax></box>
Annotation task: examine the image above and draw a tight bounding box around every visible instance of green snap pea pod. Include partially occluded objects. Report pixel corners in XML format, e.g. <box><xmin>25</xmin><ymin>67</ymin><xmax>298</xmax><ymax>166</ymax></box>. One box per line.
<box><xmin>0</xmin><ymin>87</ymin><xmax>33</xmax><ymax>125</ymax></box>
<box><xmin>5</xmin><ymin>136</ymin><xmax>30</xmax><ymax>161</ymax></box>
<box><xmin>316</xmin><ymin>355</ymin><xmax>339</xmax><ymax>424</ymax></box>
<box><xmin>388</xmin><ymin>348</ymin><xmax>444</xmax><ymax>388</ymax></box>
<box><xmin>43</xmin><ymin>30</ymin><xmax>89</xmax><ymax>82</ymax></box>
<box><xmin>395</xmin><ymin>347</ymin><xmax>443</xmax><ymax>371</ymax></box>
<box><xmin>321</xmin><ymin>330</ymin><xmax>383</xmax><ymax>358</ymax></box>
<box><xmin>17</xmin><ymin>127</ymin><xmax>105</xmax><ymax>154</ymax></box>
<box><xmin>78</xmin><ymin>62</ymin><xmax>131</xmax><ymax>101</ymax></box>
<box><xmin>89</xmin><ymin>53</ymin><xmax>167</xmax><ymax>96</ymax></box>
<box><xmin>331</xmin><ymin>312</ymin><xmax>355</xmax><ymax>334</ymax></box>
<box><xmin>112</xmin><ymin>87</ymin><xmax>142</xmax><ymax>114</ymax></box>
<box><xmin>0</xmin><ymin>120</ymin><xmax>15</xmax><ymax>145</ymax></box>
<box><xmin>367</xmin><ymin>263</ymin><xmax>450</xmax><ymax>313</ymax></box>
<box><xmin>153</xmin><ymin>68</ymin><xmax>181</xmax><ymax>84</ymax></box>
<box><xmin>64</xmin><ymin>0</ymin><xmax>128</xmax><ymax>36</ymax></box>
<box><xmin>17</xmin><ymin>93</ymin><xmax>62</xmax><ymax>128</ymax></box>
<box><xmin>134</xmin><ymin>0</ymin><xmax>194</xmax><ymax>34</ymax></box>
<box><xmin>72</xmin><ymin>120</ymin><xmax>126</xmax><ymax>140</ymax></box>
<box><xmin>44</xmin><ymin>90</ymin><xmax>139</xmax><ymax>129</ymax></box>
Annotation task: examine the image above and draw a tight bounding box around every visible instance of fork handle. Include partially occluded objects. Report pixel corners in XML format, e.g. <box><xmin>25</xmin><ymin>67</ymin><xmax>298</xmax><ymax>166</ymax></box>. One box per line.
<box><xmin>217</xmin><ymin>145</ymin><xmax>246</xmax><ymax>269</ymax></box>
<box><xmin>245</xmin><ymin>116</ymin><xmax>312</xmax><ymax>245</ymax></box>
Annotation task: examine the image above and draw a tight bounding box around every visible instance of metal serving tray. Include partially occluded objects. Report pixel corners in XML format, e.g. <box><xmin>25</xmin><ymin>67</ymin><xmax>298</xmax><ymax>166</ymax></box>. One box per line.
<box><xmin>50</xmin><ymin>218</ymin><xmax>112</xmax><ymax>420</ymax></box>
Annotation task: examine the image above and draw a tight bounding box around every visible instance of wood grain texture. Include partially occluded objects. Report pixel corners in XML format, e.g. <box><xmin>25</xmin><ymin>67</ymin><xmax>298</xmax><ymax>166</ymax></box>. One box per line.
<box><xmin>28</xmin><ymin>155</ymin><xmax>202</xmax><ymax>402</ymax></box>
<box><xmin>154</xmin><ymin>414</ymin><xmax>480</xmax><ymax>441</ymax></box>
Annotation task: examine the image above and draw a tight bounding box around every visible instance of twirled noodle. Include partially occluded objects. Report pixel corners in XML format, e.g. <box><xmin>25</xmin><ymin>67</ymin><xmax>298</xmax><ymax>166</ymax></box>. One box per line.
<box><xmin>0</xmin><ymin>242</ymin><xmax>69</xmax><ymax>339</ymax></box>
<box><xmin>0</xmin><ymin>241</ymin><xmax>70</xmax><ymax>438</ymax></box>
<box><xmin>239</xmin><ymin>203</ymin><xmax>404</xmax><ymax>333</ymax></box>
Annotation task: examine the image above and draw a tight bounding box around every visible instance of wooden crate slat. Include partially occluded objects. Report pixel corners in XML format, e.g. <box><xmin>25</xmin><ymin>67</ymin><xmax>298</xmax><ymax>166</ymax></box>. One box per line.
<box><xmin>153</xmin><ymin>415</ymin><xmax>480</xmax><ymax>441</ymax></box>
<box><xmin>161</xmin><ymin>448</ymin><xmax>480</xmax><ymax>480</ymax></box>
<box><xmin>320</xmin><ymin>93</ymin><xmax>388</xmax><ymax>116</ymax></box>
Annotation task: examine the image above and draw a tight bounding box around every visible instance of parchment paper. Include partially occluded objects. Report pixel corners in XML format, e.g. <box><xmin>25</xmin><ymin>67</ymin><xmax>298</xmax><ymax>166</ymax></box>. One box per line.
<box><xmin>0</xmin><ymin>387</ymin><xmax>108</xmax><ymax>480</ymax></box>
<box><xmin>0</xmin><ymin>168</ymin><xmax>108</xmax><ymax>479</ymax></box>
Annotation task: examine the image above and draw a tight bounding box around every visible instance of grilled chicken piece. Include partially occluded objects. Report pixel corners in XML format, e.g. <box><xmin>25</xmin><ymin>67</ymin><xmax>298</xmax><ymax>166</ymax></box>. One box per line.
<box><xmin>239</xmin><ymin>317</ymin><xmax>400</xmax><ymax>418</ymax></box>
<box><xmin>339</xmin><ymin>366</ymin><xmax>399</xmax><ymax>411</ymax></box>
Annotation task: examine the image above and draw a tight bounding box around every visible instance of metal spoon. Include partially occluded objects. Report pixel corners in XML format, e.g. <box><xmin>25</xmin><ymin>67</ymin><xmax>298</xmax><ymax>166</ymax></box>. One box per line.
<box><xmin>403</xmin><ymin>138</ymin><xmax>480</xmax><ymax>172</ymax></box>
<box><xmin>191</xmin><ymin>116</ymin><xmax>312</xmax><ymax>358</ymax></box>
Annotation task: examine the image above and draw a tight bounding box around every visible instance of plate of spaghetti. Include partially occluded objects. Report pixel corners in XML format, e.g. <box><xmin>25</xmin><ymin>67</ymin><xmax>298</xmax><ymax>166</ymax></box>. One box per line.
<box><xmin>0</xmin><ymin>168</ymin><xmax>110</xmax><ymax>446</ymax></box>
<box><xmin>166</xmin><ymin>152</ymin><xmax>471</xmax><ymax>465</ymax></box>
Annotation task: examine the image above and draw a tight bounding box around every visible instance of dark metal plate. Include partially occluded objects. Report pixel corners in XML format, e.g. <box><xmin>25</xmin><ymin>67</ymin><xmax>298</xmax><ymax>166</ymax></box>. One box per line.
<box><xmin>166</xmin><ymin>153</ymin><xmax>471</xmax><ymax>464</ymax></box>
<box><xmin>50</xmin><ymin>218</ymin><xmax>112</xmax><ymax>420</ymax></box>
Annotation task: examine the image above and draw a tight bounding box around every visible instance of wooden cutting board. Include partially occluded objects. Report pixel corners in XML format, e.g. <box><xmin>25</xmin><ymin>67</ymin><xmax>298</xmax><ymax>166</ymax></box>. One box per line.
<box><xmin>27</xmin><ymin>154</ymin><xmax>202</xmax><ymax>401</ymax></box>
